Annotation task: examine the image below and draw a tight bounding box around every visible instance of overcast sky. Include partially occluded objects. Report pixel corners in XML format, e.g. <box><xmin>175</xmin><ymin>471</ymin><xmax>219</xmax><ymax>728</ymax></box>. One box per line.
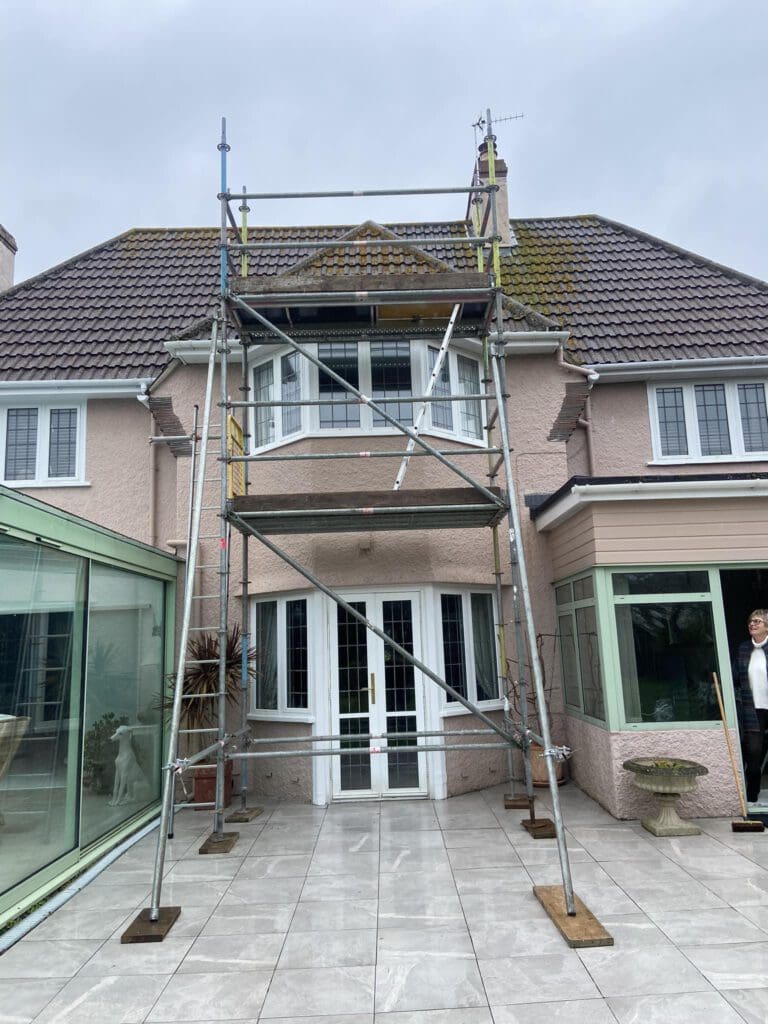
<box><xmin>3</xmin><ymin>0</ymin><xmax>767</xmax><ymax>286</ymax></box>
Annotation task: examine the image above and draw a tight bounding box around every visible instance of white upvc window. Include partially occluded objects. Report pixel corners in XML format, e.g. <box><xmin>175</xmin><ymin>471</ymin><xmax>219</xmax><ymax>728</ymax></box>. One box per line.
<box><xmin>0</xmin><ymin>402</ymin><xmax>86</xmax><ymax>486</ymax></box>
<box><xmin>438</xmin><ymin>589</ymin><xmax>501</xmax><ymax>706</ymax></box>
<box><xmin>251</xmin><ymin>340</ymin><xmax>484</xmax><ymax>449</ymax></box>
<box><xmin>649</xmin><ymin>380</ymin><xmax>768</xmax><ymax>462</ymax></box>
<box><xmin>251</xmin><ymin>594</ymin><xmax>310</xmax><ymax>717</ymax></box>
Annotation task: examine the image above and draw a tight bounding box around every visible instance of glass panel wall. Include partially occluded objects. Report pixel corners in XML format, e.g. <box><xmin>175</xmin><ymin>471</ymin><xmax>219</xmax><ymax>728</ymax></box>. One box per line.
<box><xmin>0</xmin><ymin>535</ymin><xmax>85</xmax><ymax>896</ymax></box>
<box><xmin>556</xmin><ymin>574</ymin><xmax>606</xmax><ymax>722</ymax></box>
<box><xmin>80</xmin><ymin>564</ymin><xmax>165</xmax><ymax>847</ymax></box>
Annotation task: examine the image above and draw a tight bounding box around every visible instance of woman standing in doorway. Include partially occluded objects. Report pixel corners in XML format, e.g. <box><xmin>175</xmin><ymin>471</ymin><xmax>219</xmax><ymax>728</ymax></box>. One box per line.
<box><xmin>734</xmin><ymin>610</ymin><xmax>768</xmax><ymax>805</ymax></box>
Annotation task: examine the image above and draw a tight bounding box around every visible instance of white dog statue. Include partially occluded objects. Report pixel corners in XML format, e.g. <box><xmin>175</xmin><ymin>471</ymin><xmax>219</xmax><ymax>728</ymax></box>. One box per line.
<box><xmin>109</xmin><ymin>724</ymin><xmax>148</xmax><ymax>806</ymax></box>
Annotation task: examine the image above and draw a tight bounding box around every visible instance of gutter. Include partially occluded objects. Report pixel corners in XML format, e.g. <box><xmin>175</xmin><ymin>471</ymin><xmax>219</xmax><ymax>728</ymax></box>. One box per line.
<box><xmin>587</xmin><ymin>355</ymin><xmax>768</xmax><ymax>383</ymax></box>
<box><xmin>0</xmin><ymin>378</ymin><xmax>154</xmax><ymax>399</ymax></box>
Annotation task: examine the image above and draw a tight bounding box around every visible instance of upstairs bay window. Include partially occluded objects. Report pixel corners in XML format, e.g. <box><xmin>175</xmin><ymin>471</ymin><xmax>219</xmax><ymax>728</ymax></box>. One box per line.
<box><xmin>1</xmin><ymin>404</ymin><xmax>84</xmax><ymax>486</ymax></box>
<box><xmin>252</xmin><ymin>340</ymin><xmax>484</xmax><ymax>448</ymax></box>
<box><xmin>650</xmin><ymin>381</ymin><xmax>768</xmax><ymax>461</ymax></box>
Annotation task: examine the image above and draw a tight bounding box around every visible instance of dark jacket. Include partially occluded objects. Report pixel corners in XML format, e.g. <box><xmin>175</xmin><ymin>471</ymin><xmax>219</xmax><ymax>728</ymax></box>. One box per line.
<box><xmin>733</xmin><ymin>641</ymin><xmax>763</xmax><ymax>734</ymax></box>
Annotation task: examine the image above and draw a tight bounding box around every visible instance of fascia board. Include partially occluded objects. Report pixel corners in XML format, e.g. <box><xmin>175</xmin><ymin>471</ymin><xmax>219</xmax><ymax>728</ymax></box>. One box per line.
<box><xmin>586</xmin><ymin>356</ymin><xmax>768</xmax><ymax>383</ymax></box>
<box><xmin>0</xmin><ymin>378</ymin><xmax>153</xmax><ymax>400</ymax></box>
<box><xmin>535</xmin><ymin>477</ymin><xmax>768</xmax><ymax>532</ymax></box>
<box><xmin>502</xmin><ymin>330</ymin><xmax>569</xmax><ymax>355</ymax></box>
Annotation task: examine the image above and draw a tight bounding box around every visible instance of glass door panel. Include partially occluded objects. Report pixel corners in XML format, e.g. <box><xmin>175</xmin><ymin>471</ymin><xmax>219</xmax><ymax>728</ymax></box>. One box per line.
<box><xmin>382</xmin><ymin>600</ymin><xmax>419</xmax><ymax>790</ymax></box>
<box><xmin>336</xmin><ymin>602</ymin><xmax>371</xmax><ymax>793</ymax></box>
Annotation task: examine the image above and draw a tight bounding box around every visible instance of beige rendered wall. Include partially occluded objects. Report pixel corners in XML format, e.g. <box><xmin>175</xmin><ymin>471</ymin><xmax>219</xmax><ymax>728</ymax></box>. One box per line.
<box><xmin>245</xmin><ymin>721</ymin><xmax>313</xmax><ymax>803</ymax></box>
<box><xmin>20</xmin><ymin>397</ymin><xmax>168</xmax><ymax>546</ymax></box>
<box><xmin>588</xmin><ymin>381</ymin><xmax>768</xmax><ymax>477</ymax></box>
<box><xmin>443</xmin><ymin>711</ymin><xmax>510</xmax><ymax>796</ymax></box>
<box><xmin>565</xmin><ymin>715</ymin><xmax>740</xmax><ymax>819</ymax></box>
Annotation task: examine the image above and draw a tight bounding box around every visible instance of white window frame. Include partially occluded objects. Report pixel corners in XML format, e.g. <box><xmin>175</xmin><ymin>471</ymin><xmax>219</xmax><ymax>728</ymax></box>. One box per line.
<box><xmin>250</xmin><ymin>340</ymin><xmax>485</xmax><ymax>451</ymax></box>
<box><xmin>437</xmin><ymin>587</ymin><xmax>503</xmax><ymax>714</ymax></box>
<box><xmin>648</xmin><ymin>379</ymin><xmax>768</xmax><ymax>464</ymax></box>
<box><xmin>249</xmin><ymin>592</ymin><xmax>315</xmax><ymax>722</ymax></box>
<box><xmin>0</xmin><ymin>401</ymin><xmax>86</xmax><ymax>487</ymax></box>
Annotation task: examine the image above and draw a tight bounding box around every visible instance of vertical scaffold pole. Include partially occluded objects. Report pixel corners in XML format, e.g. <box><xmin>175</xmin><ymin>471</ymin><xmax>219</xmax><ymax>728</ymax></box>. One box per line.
<box><xmin>484</xmin><ymin>108</ymin><xmax>575</xmax><ymax>914</ymax></box>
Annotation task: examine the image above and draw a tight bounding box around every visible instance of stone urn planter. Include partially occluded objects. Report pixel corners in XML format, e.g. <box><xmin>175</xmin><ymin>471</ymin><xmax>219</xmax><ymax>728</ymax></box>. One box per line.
<box><xmin>622</xmin><ymin>756</ymin><xmax>708</xmax><ymax>836</ymax></box>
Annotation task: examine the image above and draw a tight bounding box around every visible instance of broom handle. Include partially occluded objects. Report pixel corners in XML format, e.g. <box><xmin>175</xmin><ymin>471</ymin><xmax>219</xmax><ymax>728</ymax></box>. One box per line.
<box><xmin>713</xmin><ymin>671</ymin><xmax>749</xmax><ymax>819</ymax></box>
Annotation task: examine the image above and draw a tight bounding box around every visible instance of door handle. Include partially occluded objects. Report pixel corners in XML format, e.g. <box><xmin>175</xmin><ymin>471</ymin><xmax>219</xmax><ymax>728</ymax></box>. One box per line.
<box><xmin>368</xmin><ymin>672</ymin><xmax>376</xmax><ymax>704</ymax></box>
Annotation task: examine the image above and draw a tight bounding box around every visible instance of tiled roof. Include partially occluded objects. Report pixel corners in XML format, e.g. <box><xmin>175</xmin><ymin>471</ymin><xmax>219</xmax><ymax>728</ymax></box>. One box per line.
<box><xmin>1</xmin><ymin>215</ymin><xmax>766</xmax><ymax>381</ymax></box>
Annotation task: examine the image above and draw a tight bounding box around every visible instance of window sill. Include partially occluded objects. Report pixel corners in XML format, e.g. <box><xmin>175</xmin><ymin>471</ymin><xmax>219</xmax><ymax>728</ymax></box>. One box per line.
<box><xmin>647</xmin><ymin>456</ymin><xmax>767</xmax><ymax>466</ymax></box>
<box><xmin>251</xmin><ymin>427</ymin><xmax>487</xmax><ymax>456</ymax></box>
<box><xmin>248</xmin><ymin>712</ymin><xmax>315</xmax><ymax>724</ymax></box>
<box><xmin>3</xmin><ymin>480</ymin><xmax>91</xmax><ymax>489</ymax></box>
<box><xmin>441</xmin><ymin>700</ymin><xmax>505</xmax><ymax>718</ymax></box>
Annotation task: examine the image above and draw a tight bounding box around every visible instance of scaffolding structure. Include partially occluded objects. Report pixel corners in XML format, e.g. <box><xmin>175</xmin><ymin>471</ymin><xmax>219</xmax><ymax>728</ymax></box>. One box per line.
<box><xmin>123</xmin><ymin>111</ymin><xmax>610</xmax><ymax>947</ymax></box>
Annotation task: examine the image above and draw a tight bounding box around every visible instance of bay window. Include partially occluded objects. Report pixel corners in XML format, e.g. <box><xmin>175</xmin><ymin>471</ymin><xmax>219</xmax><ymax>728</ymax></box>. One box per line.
<box><xmin>556</xmin><ymin>575</ymin><xmax>605</xmax><ymax>721</ymax></box>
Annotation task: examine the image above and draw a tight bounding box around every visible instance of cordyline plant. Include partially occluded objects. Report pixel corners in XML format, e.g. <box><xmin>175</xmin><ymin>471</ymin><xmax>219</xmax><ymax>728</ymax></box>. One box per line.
<box><xmin>157</xmin><ymin>624</ymin><xmax>260</xmax><ymax>753</ymax></box>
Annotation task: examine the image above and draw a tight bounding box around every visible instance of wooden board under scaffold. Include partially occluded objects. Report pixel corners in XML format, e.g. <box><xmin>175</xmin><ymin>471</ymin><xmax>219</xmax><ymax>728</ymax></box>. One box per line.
<box><xmin>533</xmin><ymin>885</ymin><xmax>613</xmax><ymax>948</ymax></box>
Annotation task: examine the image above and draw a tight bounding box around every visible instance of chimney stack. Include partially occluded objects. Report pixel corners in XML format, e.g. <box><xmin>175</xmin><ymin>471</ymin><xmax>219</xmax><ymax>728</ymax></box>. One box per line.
<box><xmin>0</xmin><ymin>225</ymin><xmax>17</xmax><ymax>292</ymax></box>
<box><xmin>469</xmin><ymin>139</ymin><xmax>513</xmax><ymax>251</ymax></box>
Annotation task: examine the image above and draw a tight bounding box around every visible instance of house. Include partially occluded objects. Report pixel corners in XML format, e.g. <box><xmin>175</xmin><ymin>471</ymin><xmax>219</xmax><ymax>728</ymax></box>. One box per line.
<box><xmin>1</xmin><ymin>137</ymin><xmax>767</xmax><ymax>890</ymax></box>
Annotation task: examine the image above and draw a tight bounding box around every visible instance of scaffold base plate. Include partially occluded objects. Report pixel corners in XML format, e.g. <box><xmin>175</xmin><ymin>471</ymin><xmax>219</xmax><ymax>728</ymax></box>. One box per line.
<box><xmin>199</xmin><ymin>831</ymin><xmax>240</xmax><ymax>854</ymax></box>
<box><xmin>226</xmin><ymin>806</ymin><xmax>264</xmax><ymax>823</ymax></box>
<box><xmin>504</xmin><ymin>794</ymin><xmax>531</xmax><ymax>809</ymax></box>
<box><xmin>533</xmin><ymin>885</ymin><xmax>614</xmax><ymax>948</ymax></box>
<box><xmin>522</xmin><ymin>818</ymin><xmax>556</xmax><ymax>839</ymax></box>
<box><xmin>121</xmin><ymin>906</ymin><xmax>181</xmax><ymax>943</ymax></box>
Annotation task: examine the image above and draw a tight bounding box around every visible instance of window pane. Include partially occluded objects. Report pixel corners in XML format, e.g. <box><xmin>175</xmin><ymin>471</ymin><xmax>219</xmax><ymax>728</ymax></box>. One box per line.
<box><xmin>254</xmin><ymin>602</ymin><xmax>277</xmax><ymax>709</ymax></box>
<box><xmin>555</xmin><ymin>583</ymin><xmax>572</xmax><ymax>606</ymax></box>
<box><xmin>281</xmin><ymin>353</ymin><xmax>301</xmax><ymax>436</ymax></box>
<box><xmin>253</xmin><ymin>363</ymin><xmax>275</xmax><ymax>447</ymax></box>
<box><xmin>612</xmin><ymin>571</ymin><xmax>709</xmax><ymax>596</ymax></box>
<box><xmin>573</xmin><ymin>576</ymin><xmax>594</xmax><ymax>602</ymax></box>
<box><xmin>48</xmin><ymin>409</ymin><xmax>77</xmax><ymax>477</ymax></box>
<box><xmin>5</xmin><ymin>408</ymin><xmax>38</xmax><ymax>480</ymax></box>
<box><xmin>440</xmin><ymin>594</ymin><xmax>467</xmax><ymax>701</ymax></box>
<box><xmin>319</xmin><ymin>342</ymin><xmax>360</xmax><ymax>428</ymax></box>
<box><xmin>471</xmin><ymin>593</ymin><xmax>498</xmax><ymax>701</ymax></box>
<box><xmin>656</xmin><ymin>387</ymin><xmax>688</xmax><ymax>456</ymax></box>
<box><xmin>81</xmin><ymin>566</ymin><xmax>164</xmax><ymax>846</ymax></box>
<box><xmin>738</xmin><ymin>383</ymin><xmax>768</xmax><ymax>452</ymax></box>
<box><xmin>457</xmin><ymin>355</ymin><xmax>482</xmax><ymax>439</ymax></box>
<box><xmin>695</xmin><ymin>383</ymin><xmax>731</xmax><ymax>455</ymax></box>
<box><xmin>558</xmin><ymin>614</ymin><xmax>580</xmax><ymax>707</ymax></box>
<box><xmin>616</xmin><ymin>602</ymin><xmax>719</xmax><ymax>723</ymax></box>
<box><xmin>286</xmin><ymin>599</ymin><xmax>308</xmax><ymax>708</ymax></box>
<box><xmin>0</xmin><ymin>535</ymin><xmax>85</xmax><ymax>895</ymax></box>
<box><xmin>372</xmin><ymin>341</ymin><xmax>412</xmax><ymax>426</ymax></box>
<box><xmin>428</xmin><ymin>346</ymin><xmax>452</xmax><ymax>430</ymax></box>
<box><xmin>337</xmin><ymin>602</ymin><xmax>368</xmax><ymax>716</ymax></box>
<box><xmin>575</xmin><ymin>605</ymin><xmax>604</xmax><ymax>720</ymax></box>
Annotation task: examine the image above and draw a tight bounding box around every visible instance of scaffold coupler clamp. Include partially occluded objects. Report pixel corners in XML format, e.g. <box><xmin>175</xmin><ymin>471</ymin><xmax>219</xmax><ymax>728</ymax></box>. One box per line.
<box><xmin>544</xmin><ymin>745</ymin><xmax>571</xmax><ymax>762</ymax></box>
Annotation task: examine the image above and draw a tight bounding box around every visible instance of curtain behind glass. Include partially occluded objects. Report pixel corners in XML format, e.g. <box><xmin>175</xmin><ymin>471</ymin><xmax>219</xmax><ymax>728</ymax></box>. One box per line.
<box><xmin>471</xmin><ymin>594</ymin><xmax>497</xmax><ymax>701</ymax></box>
<box><xmin>254</xmin><ymin>601</ymin><xmax>278</xmax><ymax>709</ymax></box>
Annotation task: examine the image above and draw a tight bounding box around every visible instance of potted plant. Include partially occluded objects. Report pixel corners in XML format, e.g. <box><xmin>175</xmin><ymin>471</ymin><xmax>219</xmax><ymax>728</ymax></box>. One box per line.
<box><xmin>159</xmin><ymin>625</ymin><xmax>258</xmax><ymax>807</ymax></box>
<box><xmin>505</xmin><ymin>633</ymin><xmax>568</xmax><ymax>787</ymax></box>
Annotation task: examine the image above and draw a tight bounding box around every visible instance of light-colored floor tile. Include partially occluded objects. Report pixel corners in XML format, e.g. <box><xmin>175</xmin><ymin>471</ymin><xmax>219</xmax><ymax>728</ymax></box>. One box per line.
<box><xmin>179</xmin><ymin>932</ymin><xmax>284</xmax><ymax>972</ymax></box>
<box><xmin>79</xmin><ymin>937</ymin><xmax>194</xmax><ymax>976</ymax></box>
<box><xmin>292</xmin><ymin>898</ymin><xmax>378</xmax><ymax>932</ymax></box>
<box><xmin>376</xmin><ymin>928</ymin><xmax>473</xmax><ymax>960</ymax></box>
<box><xmin>440</xmin><ymin>829</ymin><xmax>508</xmax><ymax>849</ymax></box>
<box><xmin>33</xmin><ymin>975</ymin><xmax>170</xmax><ymax>1024</ymax></box>
<box><xmin>470</xmin><ymin>919</ymin><xmax>566</xmax><ymax>959</ymax></box>
<box><xmin>314</xmin><ymin>833</ymin><xmax>379</xmax><ymax>855</ymax></box>
<box><xmin>597</xmin><ymin>914</ymin><xmax>672</xmax><ymax>949</ymax></box>
<box><xmin>609</xmin><ymin>990</ymin><xmax>745</xmax><ymax>1023</ymax></box>
<box><xmin>308</xmin><ymin>852</ymin><xmax>379</xmax><ymax>876</ymax></box>
<box><xmin>300</xmin><ymin>874</ymin><xmax>379</xmax><ymax>901</ymax></box>
<box><xmin>24</xmin><ymin>907</ymin><xmax>131</xmax><ymax>942</ymax></box>
<box><xmin>375</xmin><ymin>1011</ymin><xmax>491</xmax><ymax>1023</ymax></box>
<box><xmin>64</xmin><ymin>883</ymin><xmax>150</xmax><ymax>912</ymax></box>
<box><xmin>479</xmin><ymin>953</ymin><xmax>599</xmax><ymax>1005</ymax></box>
<box><xmin>577</xmin><ymin>946</ymin><xmax>711</xmax><ymax>997</ymax></box>
<box><xmin>452</xmin><ymin>866</ymin><xmax>531</xmax><ymax>895</ymax></box>
<box><xmin>201</xmin><ymin>902</ymin><xmax>295</xmax><ymax>936</ymax></box>
<box><xmin>459</xmin><ymin>891</ymin><xmax>544</xmax><ymax>927</ymax></box>
<box><xmin>236</xmin><ymin>854</ymin><xmax>311</xmax><ymax>878</ymax></box>
<box><xmin>266</xmin><ymin>1017</ymin><xmax>371</xmax><ymax>1024</ymax></box>
<box><xmin>0</xmin><ymin>977</ymin><xmax>65</xmax><ymax>1023</ymax></box>
<box><xmin>650</xmin><ymin>908</ymin><xmax>768</xmax><ymax>946</ymax></box>
<box><xmin>379</xmin><ymin>848</ymin><xmax>451</xmax><ymax>874</ymax></box>
<box><xmin>378</xmin><ymin>870</ymin><xmax>455</xmax><ymax>903</ymax></box>
<box><xmin>724</xmin><ymin>987</ymin><xmax>768</xmax><ymax>1023</ymax></box>
<box><xmin>622</xmin><ymin>883</ymin><xmax>726</xmax><ymax>915</ymax></box>
<box><xmin>378</xmin><ymin>895</ymin><xmax>464</xmax><ymax>931</ymax></box>
<box><xmin>0</xmin><ymin>939</ymin><xmax>100</xmax><ymax>979</ymax></box>
<box><xmin>680</xmin><ymin>941</ymin><xmax>768</xmax><ymax>989</ymax></box>
<box><xmin>222</xmin><ymin>876</ymin><xmax>304</xmax><ymax>904</ymax></box>
<box><xmin>152</xmin><ymin>880</ymin><xmax>231</xmax><ymax>908</ymax></box>
<box><xmin>701</xmin><ymin>875</ymin><xmax>768</xmax><ymax>906</ymax></box>
<box><xmin>279</xmin><ymin>928</ymin><xmax>377</xmax><ymax>968</ymax></box>
<box><xmin>446</xmin><ymin>846</ymin><xmax>521</xmax><ymax>870</ymax></box>
<box><xmin>147</xmin><ymin>970</ymin><xmax>271</xmax><ymax>1021</ymax></box>
<box><xmin>491</xmin><ymin>999</ymin><xmax>616</xmax><ymax>1024</ymax></box>
<box><xmin>375</xmin><ymin>957</ymin><xmax>486</xmax><ymax>1013</ymax></box>
<box><xmin>261</xmin><ymin>966</ymin><xmax>375</xmax><ymax>1018</ymax></box>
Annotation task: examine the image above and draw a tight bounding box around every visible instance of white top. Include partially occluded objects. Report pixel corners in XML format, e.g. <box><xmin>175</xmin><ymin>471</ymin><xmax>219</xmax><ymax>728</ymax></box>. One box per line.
<box><xmin>749</xmin><ymin>639</ymin><xmax>768</xmax><ymax>710</ymax></box>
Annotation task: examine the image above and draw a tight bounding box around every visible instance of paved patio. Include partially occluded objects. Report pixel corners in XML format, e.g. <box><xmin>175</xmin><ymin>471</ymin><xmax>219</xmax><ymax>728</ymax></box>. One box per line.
<box><xmin>2</xmin><ymin>783</ymin><xmax>768</xmax><ymax>1023</ymax></box>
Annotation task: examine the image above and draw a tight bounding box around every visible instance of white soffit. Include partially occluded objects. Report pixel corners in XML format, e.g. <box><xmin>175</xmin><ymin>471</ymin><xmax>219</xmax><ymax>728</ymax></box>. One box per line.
<box><xmin>535</xmin><ymin>477</ymin><xmax>768</xmax><ymax>532</ymax></box>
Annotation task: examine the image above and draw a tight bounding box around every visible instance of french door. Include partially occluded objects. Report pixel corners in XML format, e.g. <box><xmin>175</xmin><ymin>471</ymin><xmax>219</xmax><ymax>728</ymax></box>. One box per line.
<box><xmin>330</xmin><ymin>593</ymin><xmax>427</xmax><ymax>798</ymax></box>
